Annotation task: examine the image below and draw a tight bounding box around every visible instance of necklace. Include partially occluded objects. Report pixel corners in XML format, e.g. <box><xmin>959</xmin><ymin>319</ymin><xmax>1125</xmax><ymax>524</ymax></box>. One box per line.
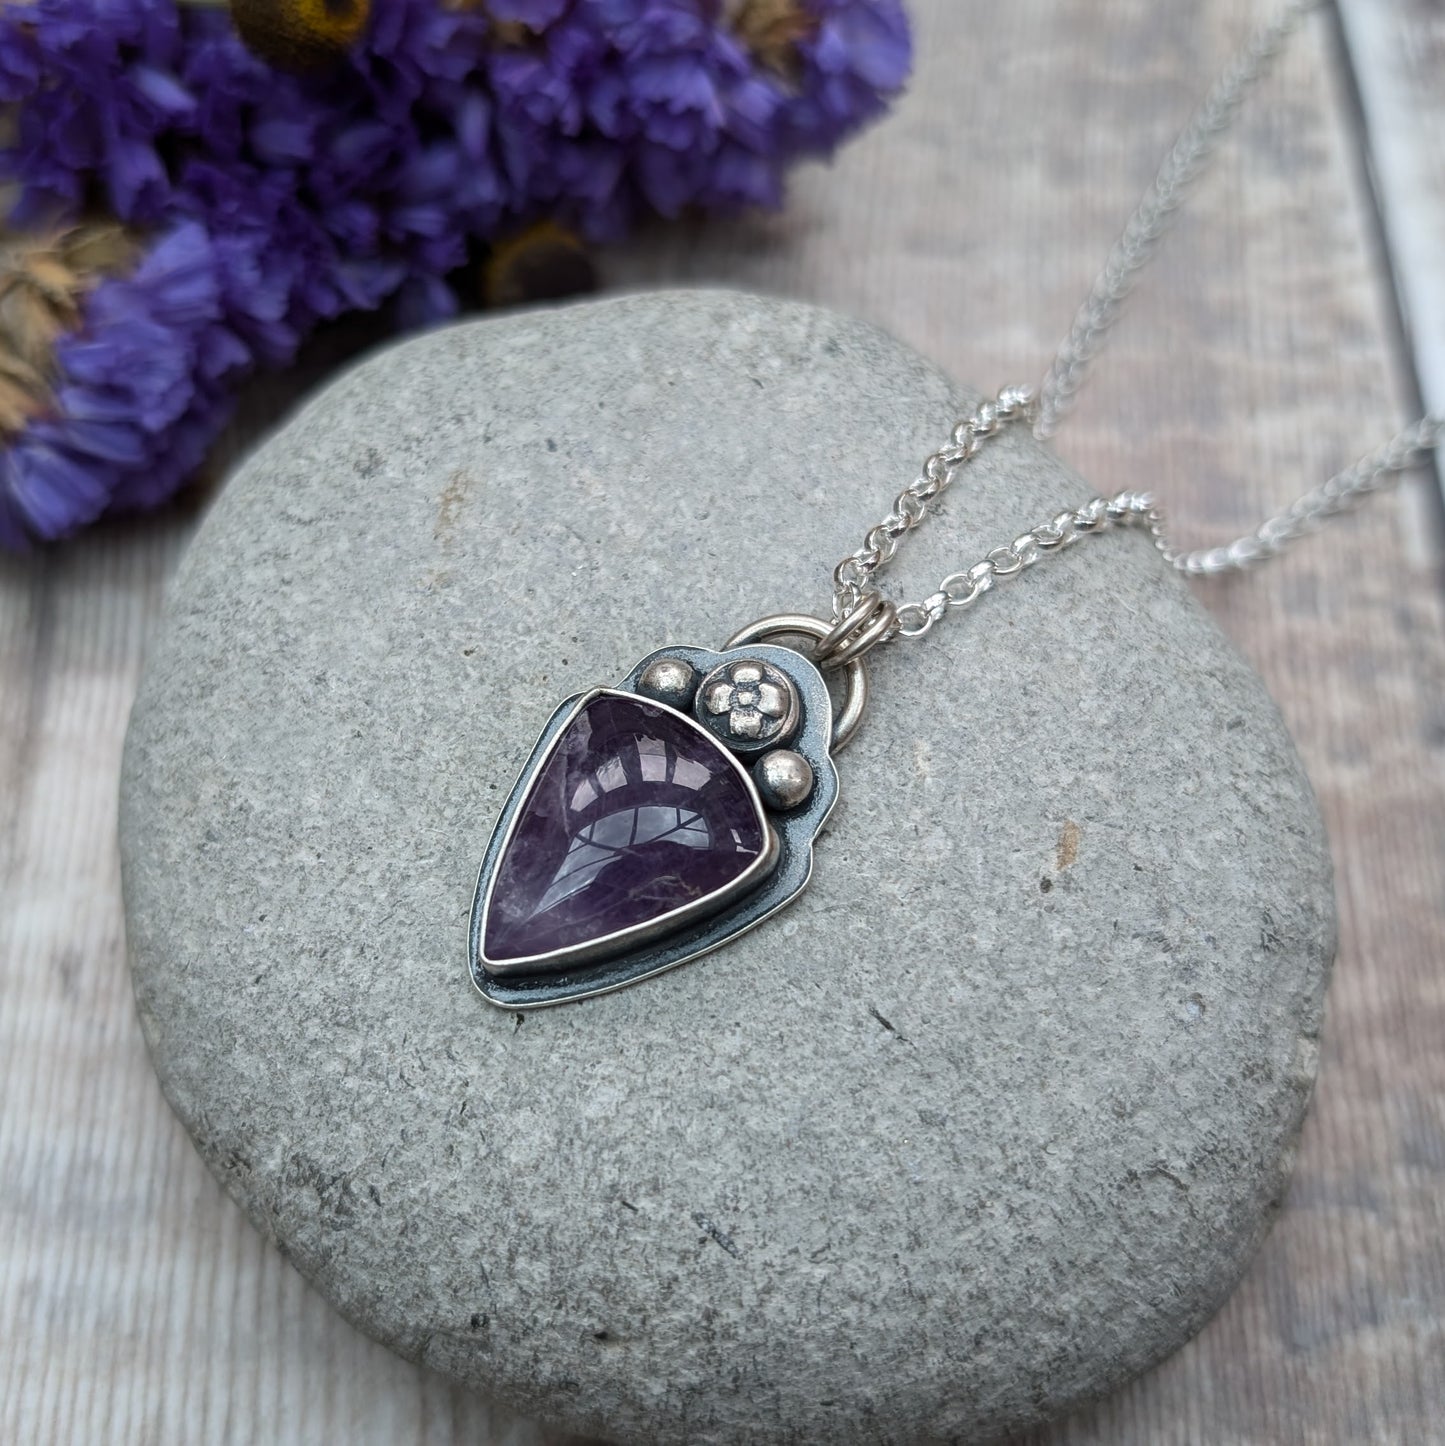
<box><xmin>469</xmin><ymin>0</ymin><xmax>1443</xmax><ymax>1010</ymax></box>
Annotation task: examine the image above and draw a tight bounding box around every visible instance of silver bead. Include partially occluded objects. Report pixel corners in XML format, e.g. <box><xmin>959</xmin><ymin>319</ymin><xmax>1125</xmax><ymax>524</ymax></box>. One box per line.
<box><xmin>636</xmin><ymin>656</ymin><xmax>697</xmax><ymax>709</ymax></box>
<box><xmin>753</xmin><ymin>749</ymin><xmax>814</xmax><ymax>811</ymax></box>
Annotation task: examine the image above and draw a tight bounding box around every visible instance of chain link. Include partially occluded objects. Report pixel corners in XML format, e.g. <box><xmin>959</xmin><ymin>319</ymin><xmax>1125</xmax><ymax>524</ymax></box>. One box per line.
<box><xmin>825</xmin><ymin>0</ymin><xmax>1443</xmax><ymax>649</ymax></box>
<box><xmin>830</xmin><ymin>385</ymin><xmax>1037</xmax><ymax>622</ymax></box>
<box><xmin>891</xmin><ymin>491</ymin><xmax>1162</xmax><ymax>639</ymax></box>
<box><xmin>1164</xmin><ymin>412</ymin><xmax>1445</xmax><ymax>575</ymax></box>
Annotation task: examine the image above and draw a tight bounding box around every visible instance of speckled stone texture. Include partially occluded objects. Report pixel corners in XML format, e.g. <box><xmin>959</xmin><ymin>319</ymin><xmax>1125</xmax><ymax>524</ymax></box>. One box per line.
<box><xmin>120</xmin><ymin>291</ymin><xmax>1335</xmax><ymax>1445</ymax></box>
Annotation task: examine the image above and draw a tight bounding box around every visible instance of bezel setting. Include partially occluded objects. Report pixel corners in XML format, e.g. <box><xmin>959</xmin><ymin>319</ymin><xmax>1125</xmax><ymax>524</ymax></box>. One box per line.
<box><xmin>475</xmin><ymin>688</ymin><xmax>781</xmax><ymax>979</ymax></box>
<box><xmin>470</xmin><ymin>641</ymin><xmax>839</xmax><ymax>1009</ymax></box>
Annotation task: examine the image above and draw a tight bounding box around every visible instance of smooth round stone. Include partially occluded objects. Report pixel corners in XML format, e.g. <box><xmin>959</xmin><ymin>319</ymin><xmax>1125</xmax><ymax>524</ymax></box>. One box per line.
<box><xmin>120</xmin><ymin>291</ymin><xmax>1334</xmax><ymax>1444</ymax></box>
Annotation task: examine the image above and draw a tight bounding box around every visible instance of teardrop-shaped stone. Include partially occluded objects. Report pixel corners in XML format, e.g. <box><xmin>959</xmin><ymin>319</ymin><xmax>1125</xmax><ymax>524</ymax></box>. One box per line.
<box><xmin>482</xmin><ymin>693</ymin><xmax>768</xmax><ymax>967</ymax></box>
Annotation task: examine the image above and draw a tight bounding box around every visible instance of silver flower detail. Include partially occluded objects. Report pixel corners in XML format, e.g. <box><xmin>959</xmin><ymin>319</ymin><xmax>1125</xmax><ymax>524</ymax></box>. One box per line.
<box><xmin>702</xmin><ymin>661</ymin><xmax>791</xmax><ymax>742</ymax></box>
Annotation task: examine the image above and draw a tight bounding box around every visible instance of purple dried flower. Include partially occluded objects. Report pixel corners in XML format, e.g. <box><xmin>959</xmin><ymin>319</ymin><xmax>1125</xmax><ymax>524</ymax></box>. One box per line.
<box><xmin>0</xmin><ymin>0</ymin><xmax>911</xmax><ymax>547</ymax></box>
<box><xmin>1</xmin><ymin>222</ymin><xmax>241</xmax><ymax>537</ymax></box>
<box><xmin>779</xmin><ymin>0</ymin><xmax>911</xmax><ymax>150</ymax></box>
<box><xmin>489</xmin><ymin>0</ymin><xmax>572</xmax><ymax>29</ymax></box>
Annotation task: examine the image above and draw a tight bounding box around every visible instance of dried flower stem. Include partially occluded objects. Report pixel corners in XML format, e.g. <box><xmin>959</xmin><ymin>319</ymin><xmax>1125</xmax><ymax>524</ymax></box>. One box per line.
<box><xmin>0</xmin><ymin>224</ymin><xmax>139</xmax><ymax>438</ymax></box>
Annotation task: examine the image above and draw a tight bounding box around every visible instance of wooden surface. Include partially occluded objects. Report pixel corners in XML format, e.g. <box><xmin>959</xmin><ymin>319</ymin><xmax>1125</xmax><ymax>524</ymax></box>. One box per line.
<box><xmin>1339</xmin><ymin>0</ymin><xmax>1445</xmax><ymax>500</ymax></box>
<box><xmin>2</xmin><ymin>2</ymin><xmax>1442</xmax><ymax>1442</ymax></box>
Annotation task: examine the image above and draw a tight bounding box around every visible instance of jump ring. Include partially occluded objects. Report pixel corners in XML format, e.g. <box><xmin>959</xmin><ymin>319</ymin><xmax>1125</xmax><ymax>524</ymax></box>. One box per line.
<box><xmin>814</xmin><ymin>590</ymin><xmax>897</xmax><ymax>670</ymax></box>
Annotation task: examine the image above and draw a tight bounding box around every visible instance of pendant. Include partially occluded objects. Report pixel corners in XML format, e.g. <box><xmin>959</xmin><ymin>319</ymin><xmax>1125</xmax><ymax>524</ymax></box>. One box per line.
<box><xmin>469</xmin><ymin>616</ymin><xmax>866</xmax><ymax>1009</ymax></box>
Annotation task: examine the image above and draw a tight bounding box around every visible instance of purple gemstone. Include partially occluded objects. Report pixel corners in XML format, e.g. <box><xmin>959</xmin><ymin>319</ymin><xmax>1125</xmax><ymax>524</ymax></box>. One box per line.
<box><xmin>484</xmin><ymin>692</ymin><xmax>768</xmax><ymax>966</ymax></box>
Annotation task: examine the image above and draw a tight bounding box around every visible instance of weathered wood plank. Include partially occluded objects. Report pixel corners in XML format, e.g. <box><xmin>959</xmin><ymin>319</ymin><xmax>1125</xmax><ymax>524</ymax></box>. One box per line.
<box><xmin>2</xmin><ymin>0</ymin><xmax>1442</xmax><ymax>1441</ymax></box>
<box><xmin>1337</xmin><ymin>0</ymin><xmax>1445</xmax><ymax>502</ymax></box>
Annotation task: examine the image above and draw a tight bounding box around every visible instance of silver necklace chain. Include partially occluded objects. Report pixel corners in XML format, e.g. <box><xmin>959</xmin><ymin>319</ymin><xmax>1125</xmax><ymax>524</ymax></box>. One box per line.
<box><xmin>823</xmin><ymin>0</ymin><xmax>1444</xmax><ymax>658</ymax></box>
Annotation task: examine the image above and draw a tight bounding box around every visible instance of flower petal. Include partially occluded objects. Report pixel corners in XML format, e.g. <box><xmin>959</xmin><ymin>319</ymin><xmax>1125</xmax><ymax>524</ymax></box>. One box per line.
<box><xmin>756</xmin><ymin>682</ymin><xmax>787</xmax><ymax>718</ymax></box>
<box><xmin>703</xmin><ymin>682</ymin><xmax>735</xmax><ymax>715</ymax></box>
<box><xmin>730</xmin><ymin>708</ymin><xmax>763</xmax><ymax>739</ymax></box>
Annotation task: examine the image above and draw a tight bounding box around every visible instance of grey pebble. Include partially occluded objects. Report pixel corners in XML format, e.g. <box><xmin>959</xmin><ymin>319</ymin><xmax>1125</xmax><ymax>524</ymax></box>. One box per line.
<box><xmin>120</xmin><ymin>290</ymin><xmax>1334</xmax><ymax>1445</ymax></box>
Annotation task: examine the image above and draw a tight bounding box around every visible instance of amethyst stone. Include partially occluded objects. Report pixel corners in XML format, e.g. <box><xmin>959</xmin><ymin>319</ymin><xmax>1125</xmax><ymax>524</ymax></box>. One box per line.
<box><xmin>482</xmin><ymin>692</ymin><xmax>770</xmax><ymax>969</ymax></box>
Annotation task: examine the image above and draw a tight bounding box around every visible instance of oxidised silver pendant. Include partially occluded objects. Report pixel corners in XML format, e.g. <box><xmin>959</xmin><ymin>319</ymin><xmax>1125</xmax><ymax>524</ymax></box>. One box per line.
<box><xmin>470</xmin><ymin>616</ymin><xmax>865</xmax><ymax>1009</ymax></box>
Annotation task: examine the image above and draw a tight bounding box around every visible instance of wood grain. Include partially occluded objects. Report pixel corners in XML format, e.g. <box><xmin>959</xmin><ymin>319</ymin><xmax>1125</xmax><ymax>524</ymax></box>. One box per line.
<box><xmin>2</xmin><ymin>2</ymin><xmax>1442</xmax><ymax>1442</ymax></box>
<box><xmin>1338</xmin><ymin>0</ymin><xmax>1445</xmax><ymax>503</ymax></box>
